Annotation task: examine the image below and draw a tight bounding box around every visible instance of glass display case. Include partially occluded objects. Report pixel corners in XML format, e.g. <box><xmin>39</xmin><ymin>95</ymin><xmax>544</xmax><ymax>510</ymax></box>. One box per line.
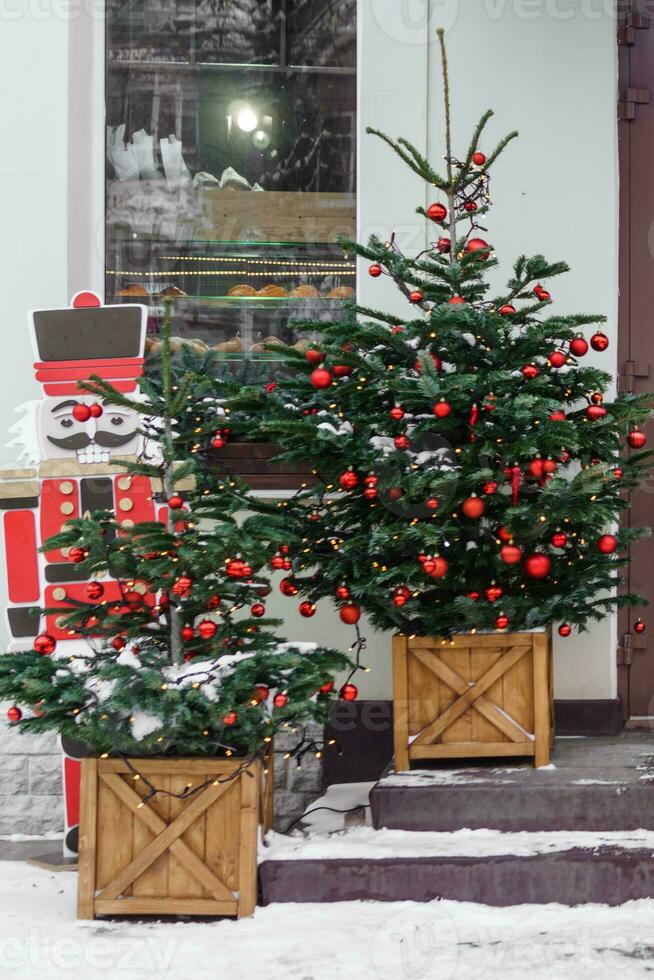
<box><xmin>105</xmin><ymin>0</ymin><xmax>357</xmax><ymax>374</ymax></box>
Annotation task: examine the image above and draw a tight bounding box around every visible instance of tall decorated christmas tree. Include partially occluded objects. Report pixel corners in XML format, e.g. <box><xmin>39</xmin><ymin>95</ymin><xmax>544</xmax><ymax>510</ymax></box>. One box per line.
<box><xmin>0</xmin><ymin>308</ymin><xmax>351</xmax><ymax>762</ymax></box>
<box><xmin>221</xmin><ymin>31</ymin><xmax>653</xmax><ymax>642</ymax></box>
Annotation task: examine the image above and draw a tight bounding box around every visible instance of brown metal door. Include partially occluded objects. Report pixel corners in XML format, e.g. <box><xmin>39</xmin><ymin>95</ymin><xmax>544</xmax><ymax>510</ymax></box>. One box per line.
<box><xmin>618</xmin><ymin>3</ymin><xmax>654</xmax><ymax>722</ymax></box>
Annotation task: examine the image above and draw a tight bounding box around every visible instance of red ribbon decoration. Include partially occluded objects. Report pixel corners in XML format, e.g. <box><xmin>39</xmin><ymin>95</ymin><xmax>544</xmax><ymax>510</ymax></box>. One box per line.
<box><xmin>469</xmin><ymin>403</ymin><xmax>479</xmax><ymax>442</ymax></box>
<box><xmin>511</xmin><ymin>465</ymin><xmax>522</xmax><ymax>505</ymax></box>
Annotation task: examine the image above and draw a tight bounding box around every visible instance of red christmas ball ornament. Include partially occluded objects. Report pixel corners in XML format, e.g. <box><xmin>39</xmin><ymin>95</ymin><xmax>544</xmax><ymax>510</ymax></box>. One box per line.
<box><xmin>339</xmin><ymin>603</ymin><xmax>361</xmax><ymax>625</ymax></box>
<box><xmin>449</xmin><ymin>295</ymin><xmax>465</xmax><ymax>305</ymax></box>
<box><xmin>363</xmin><ymin>487</ymin><xmax>378</xmax><ymax>500</ymax></box>
<box><xmin>207</xmin><ymin>594</ymin><xmax>220</xmax><ymax>609</ymax></box>
<box><xmin>590</xmin><ymin>331</ymin><xmax>609</xmax><ymax>352</ymax></box>
<box><xmin>181</xmin><ymin>625</ymin><xmax>195</xmax><ymax>641</ymax></box>
<box><xmin>68</xmin><ymin>547</ymin><xmax>87</xmax><ymax>564</ymax></box>
<box><xmin>168</xmin><ymin>494</ymin><xmax>184</xmax><ymax>510</ymax></box>
<box><xmin>211</xmin><ymin>436</ymin><xmax>225</xmax><ymax>450</ymax></box>
<box><xmin>426</xmin><ymin>497</ymin><xmax>439</xmax><ymax>510</ymax></box>
<box><xmin>437</xmin><ymin>237</ymin><xmax>451</xmax><ymax>254</ymax></box>
<box><xmin>499</xmin><ymin>304</ymin><xmax>516</xmax><ymax>316</ymax></box>
<box><xmin>498</xmin><ymin>527</ymin><xmax>513</xmax><ymax>543</ymax></box>
<box><xmin>483</xmin><ymin>481</ymin><xmax>498</xmax><ymax>495</ymax></box>
<box><xmin>495</xmin><ymin>613</ymin><xmax>509</xmax><ymax>630</ymax></box>
<box><xmin>111</xmin><ymin>635</ymin><xmax>126</xmax><ymax>652</ymax></box>
<box><xmin>171</xmin><ymin>575</ymin><xmax>192</xmax><ymax>597</ymax></box>
<box><xmin>409</xmin><ymin>290</ymin><xmax>424</xmax><ymax>304</ymax></box>
<box><xmin>393</xmin><ymin>593</ymin><xmax>407</xmax><ymax>607</ymax></box>
<box><xmin>333</xmin><ymin>364</ymin><xmax>353</xmax><ymax>378</ymax></box>
<box><xmin>428</xmin><ymin>556</ymin><xmax>449</xmax><ymax>579</ymax></box>
<box><xmin>467</xmin><ymin>591</ymin><xmax>481</xmax><ymax>601</ymax></box>
<box><xmin>597</xmin><ymin>534</ymin><xmax>618</xmax><ymax>554</ymax></box>
<box><xmin>335</xmin><ymin>585</ymin><xmax>350</xmax><ymax>601</ymax></box>
<box><xmin>433</xmin><ymin>400</ymin><xmax>452</xmax><ymax>418</ymax></box>
<box><xmin>124</xmin><ymin>590</ymin><xmax>143</xmax><ymax>609</ymax></box>
<box><xmin>464</xmin><ymin>201</ymin><xmax>478</xmax><ymax>213</ymax></box>
<box><xmin>415</xmin><ymin>352</ymin><xmax>442</xmax><ymax>374</ymax></box>
<box><xmin>89</xmin><ymin>403</ymin><xmax>103</xmax><ymax>418</ymax></box>
<box><xmin>528</xmin><ymin>458</ymin><xmax>545</xmax><ymax>480</ymax></box>
<box><xmin>226</xmin><ymin>559</ymin><xmax>246</xmax><ymax>578</ymax></box>
<box><xmin>394</xmin><ymin>435</ymin><xmax>410</xmax><ymax>450</ymax></box>
<box><xmin>485</xmin><ymin>585</ymin><xmax>503</xmax><ymax>603</ymax></box>
<box><xmin>305</xmin><ymin>348</ymin><xmax>324</xmax><ymax>365</ymax></box>
<box><xmin>551</xmin><ymin>531</ymin><xmax>568</xmax><ymax>548</ymax></box>
<box><xmin>542</xmin><ymin>458</ymin><xmax>557</xmax><ymax>476</ymax></box>
<box><xmin>524</xmin><ymin>553</ymin><xmax>551</xmax><ymax>579</ymax></box>
<box><xmin>628</xmin><ymin>428</ymin><xmax>647</xmax><ymax>449</ymax></box>
<box><xmin>282</xmin><ymin>558</ymin><xmax>293</xmax><ymax>571</ymax></box>
<box><xmin>389</xmin><ymin>405</ymin><xmax>405</xmax><ymax>421</ymax></box>
<box><xmin>391</xmin><ymin>325</ymin><xmax>405</xmax><ymax>334</ymax></box>
<box><xmin>197</xmin><ymin>619</ymin><xmax>217</xmax><ymax>639</ymax></box>
<box><xmin>310</xmin><ymin>367</ymin><xmax>332</xmax><ymax>389</ymax></box>
<box><xmin>500</xmin><ymin>544</ymin><xmax>522</xmax><ymax>565</ymax></box>
<box><xmin>472</xmin><ymin>150</ymin><xmax>487</xmax><ymax>166</ymax></box>
<box><xmin>271</xmin><ymin>555</ymin><xmax>285</xmax><ymax>570</ymax></box>
<box><xmin>549</xmin><ymin>410</ymin><xmax>566</xmax><ymax>422</ymax></box>
<box><xmin>251</xmin><ymin>603</ymin><xmax>266</xmax><ymax>618</ymax></box>
<box><xmin>462</xmin><ymin>495</ymin><xmax>485</xmax><ymax>519</ymax></box>
<box><xmin>427</xmin><ymin>202</ymin><xmax>447</xmax><ymax>222</ymax></box>
<box><xmin>72</xmin><ymin>403</ymin><xmax>91</xmax><ymax>422</ymax></box>
<box><xmin>339</xmin><ymin>469</ymin><xmax>359</xmax><ymax>491</ymax></box>
<box><xmin>223</xmin><ymin>711</ymin><xmax>237</xmax><ymax>726</ymax></box>
<box><xmin>368</xmin><ymin>263</ymin><xmax>382</xmax><ymax>278</ymax></box>
<box><xmin>613</xmin><ymin>467</ymin><xmax>624</xmax><ymax>479</ymax></box>
<box><xmin>320</xmin><ymin>680</ymin><xmax>335</xmax><ymax>694</ymax></box>
<box><xmin>280</xmin><ymin>578</ymin><xmax>299</xmax><ymax>597</ymax></box>
<box><xmin>548</xmin><ymin>351</ymin><xmax>566</xmax><ymax>369</ymax></box>
<box><xmin>587</xmin><ymin>404</ymin><xmax>607</xmax><ymax>421</ymax></box>
<box><xmin>85</xmin><ymin>582</ymin><xmax>104</xmax><ymax>601</ymax></box>
<box><xmin>558</xmin><ymin>623</ymin><xmax>572</xmax><ymax>638</ymax></box>
<box><xmin>570</xmin><ymin>335</ymin><xmax>589</xmax><ymax>357</ymax></box>
<box><xmin>340</xmin><ymin>682</ymin><xmax>358</xmax><ymax>702</ymax></box>
<box><xmin>34</xmin><ymin>633</ymin><xmax>56</xmax><ymax>655</ymax></box>
<box><xmin>388</xmin><ymin>487</ymin><xmax>403</xmax><ymax>500</ymax></box>
<box><xmin>634</xmin><ymin>619</ymin><xmax>647</xmax><ymax>634</ymax></box>
<box><xmin>273</xmin><ymin>692</ymin><xmax>288</xmax><ymax>709</ymax></box>
<box><xmin>7</xmin><ymin>706</ymin><xmax>22</xmax><ymax>723</ymax></box>
<box><xmin>299</xmin><ymin>601</ymin><xmax>317</xmax><ymax>618</ymax></box>
<box><xmin>522</xmin><ymin>364</ymin><xmax>539</xmax><ymax>380</ymax></box>
<box><xmin>465</xmin><ymin>237</ymin><xmax>490</xmax><ymax>259</ymax></box>
<box><xmin>252</xmin><ymin>685</ymin><xmax>270</xmax><ymax>704</ymax></box>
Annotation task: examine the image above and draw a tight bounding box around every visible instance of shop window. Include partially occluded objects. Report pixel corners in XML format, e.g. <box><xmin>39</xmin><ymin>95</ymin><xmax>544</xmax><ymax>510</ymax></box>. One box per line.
<box><xmin>105</xmin><ymin>0</ymin><xmax>356</xmax><ymax>381</ymax></box>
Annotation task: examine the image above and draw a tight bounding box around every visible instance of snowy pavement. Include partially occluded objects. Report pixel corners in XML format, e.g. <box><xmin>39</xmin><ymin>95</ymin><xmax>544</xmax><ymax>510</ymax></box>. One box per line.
<box><xmin>2</xmin><ymin>861</ymin><xmax>654</xmax><ymax>978</ymax></box>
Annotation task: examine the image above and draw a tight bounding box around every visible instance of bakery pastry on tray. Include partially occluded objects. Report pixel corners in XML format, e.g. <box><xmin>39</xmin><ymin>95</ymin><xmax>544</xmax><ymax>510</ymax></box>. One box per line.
<box><xmin>213</xmin><ymin>335</ymin><xmax>242</xmax><ymax>353</ymax></box>
<box><xmin>117</xmin><ymin>283</ymin><xmax>149</xmax><ymax>297</ymax></box>
<box><xmin>257</xmin><ymin>284</ymin><xmax>288</xmax><ymax>297</ymax></box>
<box><xmin>326</xmin><ymin>285</ymin><xmax>355</xmax><ymax>299</ymax></box>
<box><xmin>228</xmin><ymin>284</ymin><xmax>257</xmax><ymax>296</ymax></box>
<box><xmin>290</xmin><ymin>284</ymin><xmax>320</xmax><ymax>298</ymax></box>
<box><xmin>159</xmin><ymin>285</ymin><xmax>187</xmax><ymax>298</ymax></box>
<box><xmin>249</xmin><ymin>335</ymin><xmax>285</xmax><ymax>353</ymax></box>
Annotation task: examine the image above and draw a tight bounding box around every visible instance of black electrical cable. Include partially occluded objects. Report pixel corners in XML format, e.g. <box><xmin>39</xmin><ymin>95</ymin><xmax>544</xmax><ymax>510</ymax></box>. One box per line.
<box><xmin>284</xmin><ymin>802</ymin><xmax>370</xmax><ymax>835</ymax></box>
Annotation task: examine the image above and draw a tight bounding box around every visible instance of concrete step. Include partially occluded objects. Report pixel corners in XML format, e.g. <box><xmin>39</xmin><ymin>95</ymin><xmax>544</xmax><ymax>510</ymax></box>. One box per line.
<box><xmin>371</xmin><ymin>734</ymin><xmax>654</xmax><ymax>832</ymax></box>
<box><xmin>258</xmin><ymin>827</ymin><xmax>654</xmax><ymax>907</ymax></box>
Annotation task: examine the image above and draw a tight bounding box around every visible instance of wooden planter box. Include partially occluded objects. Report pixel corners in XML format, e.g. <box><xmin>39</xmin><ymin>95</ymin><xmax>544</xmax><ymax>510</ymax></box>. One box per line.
<box><xmin>77</xmin><ymin>756</ymin><xmax>272</xmax><ymax>919</ymax></box>
<box><xmin>393</xmin><ymin>631</ymin><xmax>553</xmax><ymax>770</ymax></box>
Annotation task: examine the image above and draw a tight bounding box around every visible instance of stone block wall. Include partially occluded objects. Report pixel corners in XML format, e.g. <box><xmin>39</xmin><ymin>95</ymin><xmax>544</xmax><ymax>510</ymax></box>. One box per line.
<box><xmin>0</xmin><ymin>727</ymin><xmax>63</xmax><ymax>836</ymax></box>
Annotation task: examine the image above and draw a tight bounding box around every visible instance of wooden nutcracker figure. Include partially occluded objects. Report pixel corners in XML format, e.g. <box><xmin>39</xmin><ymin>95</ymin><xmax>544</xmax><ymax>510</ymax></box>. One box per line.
<box><xmin>0</xmin><ymin>291</ymin><xmax>162</xmax><ymax>855</ymax></box>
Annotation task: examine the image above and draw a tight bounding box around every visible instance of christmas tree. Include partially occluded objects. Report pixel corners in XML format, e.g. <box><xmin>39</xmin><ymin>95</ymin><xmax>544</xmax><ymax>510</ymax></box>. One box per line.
<box><xmin>219</xmin><ymin>31</ymin><xmax>653</xmax><ymax>640</ymax></box>
<box><xmin>0</xmin><ymin>307</ymin><xmax>352</xmax><ymax>760</ymax></box>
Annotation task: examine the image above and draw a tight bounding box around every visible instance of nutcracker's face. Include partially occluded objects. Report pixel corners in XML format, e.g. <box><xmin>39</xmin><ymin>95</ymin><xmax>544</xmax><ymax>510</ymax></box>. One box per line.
<box><xmin>38</xmin><ymin>396</ymin><xmax>141</xmax><ymax>464</ymax></box>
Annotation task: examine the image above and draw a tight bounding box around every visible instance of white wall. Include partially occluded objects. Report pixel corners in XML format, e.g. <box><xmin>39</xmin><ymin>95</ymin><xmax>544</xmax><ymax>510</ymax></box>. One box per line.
<box><xmin>0</xmin><ymin>0</ymin><xmax>620</xmax><ymax>700</ymax></box>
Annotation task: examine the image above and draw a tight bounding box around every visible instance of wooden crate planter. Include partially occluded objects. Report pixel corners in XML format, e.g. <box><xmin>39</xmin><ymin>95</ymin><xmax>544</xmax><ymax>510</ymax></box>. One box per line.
<box><xmin>393</xmin><ymin>631</ymin><xmax>553</xmax><ymax>770</ymax></box>
<box><xmin>77</xmin><ymin>756</ymin><xmax>271</xmax><ymax>920</ymax></box>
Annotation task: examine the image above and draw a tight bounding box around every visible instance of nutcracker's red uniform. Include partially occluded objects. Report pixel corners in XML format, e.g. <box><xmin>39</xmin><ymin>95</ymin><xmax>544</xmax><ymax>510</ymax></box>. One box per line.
<box><xmin>0</xmin><ymin>292</ymin><xmax>163</xmax><ymax>854</ymax></box>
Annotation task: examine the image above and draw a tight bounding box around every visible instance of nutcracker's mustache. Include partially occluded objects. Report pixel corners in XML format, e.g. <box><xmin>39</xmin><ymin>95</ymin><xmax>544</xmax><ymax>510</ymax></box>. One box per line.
<box><xmin>46</xmin><ymin>430</ymin><xmax>138</xmax><ymax>450</ymax></box>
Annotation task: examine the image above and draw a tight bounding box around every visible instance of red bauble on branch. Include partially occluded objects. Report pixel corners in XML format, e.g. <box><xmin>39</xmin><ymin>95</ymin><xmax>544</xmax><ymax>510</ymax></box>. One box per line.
<box><xmin>500</xmin><ymin>544</ymin><xmax>522</xmax><ymax>565</ymax></box>
<box><xmin>299</xmin><ymin>601</ymin><xmax>316</xmax><ymax>618</ymax></box>
<box><xmin>34</xmin><ymin>633</ymin><xmax>56</xmax><ymax>655</ymax></box>
<box><xmin>368</xmin><ymin>263</ymin><xmax>382</xmax><ymax>278</ymax></box>
<box><xmin>223</xmin><ymin>711</ymin><xmax>237</xmax><ymax>726</ymax></box>
<box><xmin>551</xmin><ymin>531</ymin><xmax>568</xmax><ymax>548</ymax></box>
<box><xmin>320</xmin><ymin>680</ymin><xmax>335</xmax><ymax>694</ymax></box>
<box><xmin>409</xmin><ymin>290</ymin><xmax>424</xmax><ymax>304</ymax></box>
<box><xmin>111</xmin><ymin>635</ymin><xmax>126</xmax><ymax>652</ymax></box>
<box><xmin>340</xmin><ymin>682</ymin><xmax>358</xmax><ymax>702</ymax></box>
<box><xmin>548</xmin><ymin>351</ymin><xmax>566</xmax><ymax>368</ymax></box>
<box><xmin>69</xmin><ymin>547</ymin><xmax>87</xmax><ymax>564</ymax></box>
<box><xmin>280</xmin><ymin>577</ymin><xmax>299</xmax><ymax>597</ymax></box>
<box><xmin>394</xmin><ymin>435</ymin><xmax>410</xmax><ymax>450</ymax></box>
<box><xmin>305</xmin><ymin>348</ymin><xmax>324</xmax><ymax>366</ymax></box>
<box><xmin>524</xmin><ymin>553</ymin><xmax>551</xmax><ymax>579</ymax></box>
<box><xmin>462</xmin><ymin>495</ymin><xmax>485</xmax><ymax>519</ymax></box>
<box><xmin>181</xmin><ymin>625</ymin><xmax>195</xmax><ymax>641</ymax></box>
<box><xmin>558</xmin><ymin>623</ymin><xmax>572</xmax><ymax>638</ymax></box>
<box><xmin>597</xmin><ymin>534</ymin><xmax>618</xmax><ymax>554</ymax></box>
<box><xmin>333</xmin><ymin>364</ymin><xmax>353</xmax><ymax>378</ymax></box>
<box><xmin>433</xmin><ymin>400</ymin><xmax>452</xmax><ymax>418</ymax></box>
<box><xmin>389</xmin><ymin>405</ymin><xmax>405</xmax><ymax>421</ymax></box>
<box><xmin>423</xmin><ymin>556</ymin><xmax>448</xmax><ymax>578</ymax></box>
<box><xmin>472</xmin><ymin>150</ymin><xmax>487</xmax><ymax>166</ymax></box>
<box><xmin>628</xmin><ymin>428</ymin><xmax>647</xmax><ymax>449</ymax></box>
<box><xmin>197</xmin><ymin>619</ymin><xmax>217</xmax><ymax>639</ymax></box>
<box><xmin>521</xmin><ymin>364</ymin><xmax>539</xmax><ymax>380</ymax></box>
<box><xmin>273</xmin><ymin>692</ymin><xmax>288</xmax><ymax>709</ymax></box>
<box><xmin>335</xmin><ymin>585</ymin><xmax>350</xmax><ymax>601</ymax></box>
<box><xmin>168</xmin><ymin>494</ymin><xmax>184</xmax><ymax>510</ymax></box>
<box><xmin>465</xmin><ymin>237</ymin><xmax>490</xmax><ymax>259</ymax></box>
<box><xmin>437</xmin><ymin>237</ymin><xmax>451</xmax><ymax>254</ymax></box>
<box><xmin>590</xmin><ymin>330</ymin><xmax>609</xmax><ymax>352</ymax></box>
<box><xmin>7</xmin><ymin>706</ymin><xmax>22</xmax><ymax>723</ymax></box>
<box><xmin>86</xmin><ymin>582</ymin><xmax>104</xmax><ymax>601</ymax></box>
<box><xmin>250</xmin><ymin>603</ymin><xmax>266</xmax><ymax>618</ymax></box>
<box><xmin>486</xmin><ymin>585</ymin><xmax>503</xmax><ymax>603</ymax></box>
<box><xmin>495</xmin><ymin>613</ymin><xmax>509</xmax><ymax>630</ymax></box>
<box><xmin>499</xmin><ymin>304</ymin><xmax>516</xmax><ymax>316</ymax></box>
<box><xmin>310</xmin><ymin>367</ymin><xmax>332</xmax><ymax>389</ymax></box>
<box><xmin>634</xmin><ymin>619</ymin><xmax>646</xmax><ymax>634</ymax></box>
<box><xmin>339</xmin><ymin>469</ymin><xmax>359</xmax><ymax>490</ymax></box>
<box><xmin>570</xmin><ymin>335</ymin><xmax>588</xmax><ymax>357</ymax></box>
<box><xmin>339</xmin><ymin>603</ymin><xmax>361</xmax><ymax>625</ymax></box>
<box><xmin>427</xmin><ymin>202</ymin><xmax>447</xmax><ymax>222</ymax></box>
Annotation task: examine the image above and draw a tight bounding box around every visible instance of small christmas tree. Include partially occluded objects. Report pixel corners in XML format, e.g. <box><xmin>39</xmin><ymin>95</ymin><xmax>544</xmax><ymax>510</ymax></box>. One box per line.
<box><xmin>0</xmin><ymin>308</ymin><xmax>352</xmax><ymax>760</ymax></box>
<box><xmin>220</xmin><ymin>31</ymin><xmax>653</xmax><ymax>639</ymax></box>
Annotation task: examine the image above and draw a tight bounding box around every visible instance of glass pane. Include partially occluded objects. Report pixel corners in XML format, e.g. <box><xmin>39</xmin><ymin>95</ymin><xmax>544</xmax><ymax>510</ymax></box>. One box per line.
<box><xmin>105</xmin><ymin>0</ymin><xmax>356</xmax><ymax>376</ymax></box>
<box><xmin>287</xmin><ymin>0</ymin><xmax>356</xmax><ymax>68</ymax></box>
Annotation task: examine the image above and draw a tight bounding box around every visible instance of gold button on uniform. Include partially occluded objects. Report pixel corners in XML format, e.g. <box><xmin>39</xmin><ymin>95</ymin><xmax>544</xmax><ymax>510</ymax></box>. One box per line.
<box><xmin>59</xmin><ymin>481</ymin><xmax>74</xmax><ymax>495</ymax></box>
<box><xmin>119</xmin><ymin>498</ymin><xmax>134</xmax><ymax>512</ymax></box>
<box><xmin>60</xmin><ymin>501</ymin><xmax>75</xmax><ymax>516</ymax></box>
<box><xmin>52</xmin><ymin>587</ymin><xmax>67</xmax><ymax>601</ymax></box>
<box><xmin>118</xmin><ymin>477</ymin><xmax>132</xmax><ymax>491</ymax></box>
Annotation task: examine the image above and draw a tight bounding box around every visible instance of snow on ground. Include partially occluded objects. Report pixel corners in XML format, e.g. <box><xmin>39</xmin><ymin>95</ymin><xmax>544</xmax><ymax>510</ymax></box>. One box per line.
<box><xmin>262</xmin><ymin>825</ymin><xmax>654</xmax><ymax>861</ymax></box>
<box><xmin>2</xmin><ymin>861</ymin><xmax>654</xmax><ymax>979</ymax></box>
<box><xmin>297</xmin><ymin>781</ymin><xmax>375</xmax><ymax>833</ymax></box>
